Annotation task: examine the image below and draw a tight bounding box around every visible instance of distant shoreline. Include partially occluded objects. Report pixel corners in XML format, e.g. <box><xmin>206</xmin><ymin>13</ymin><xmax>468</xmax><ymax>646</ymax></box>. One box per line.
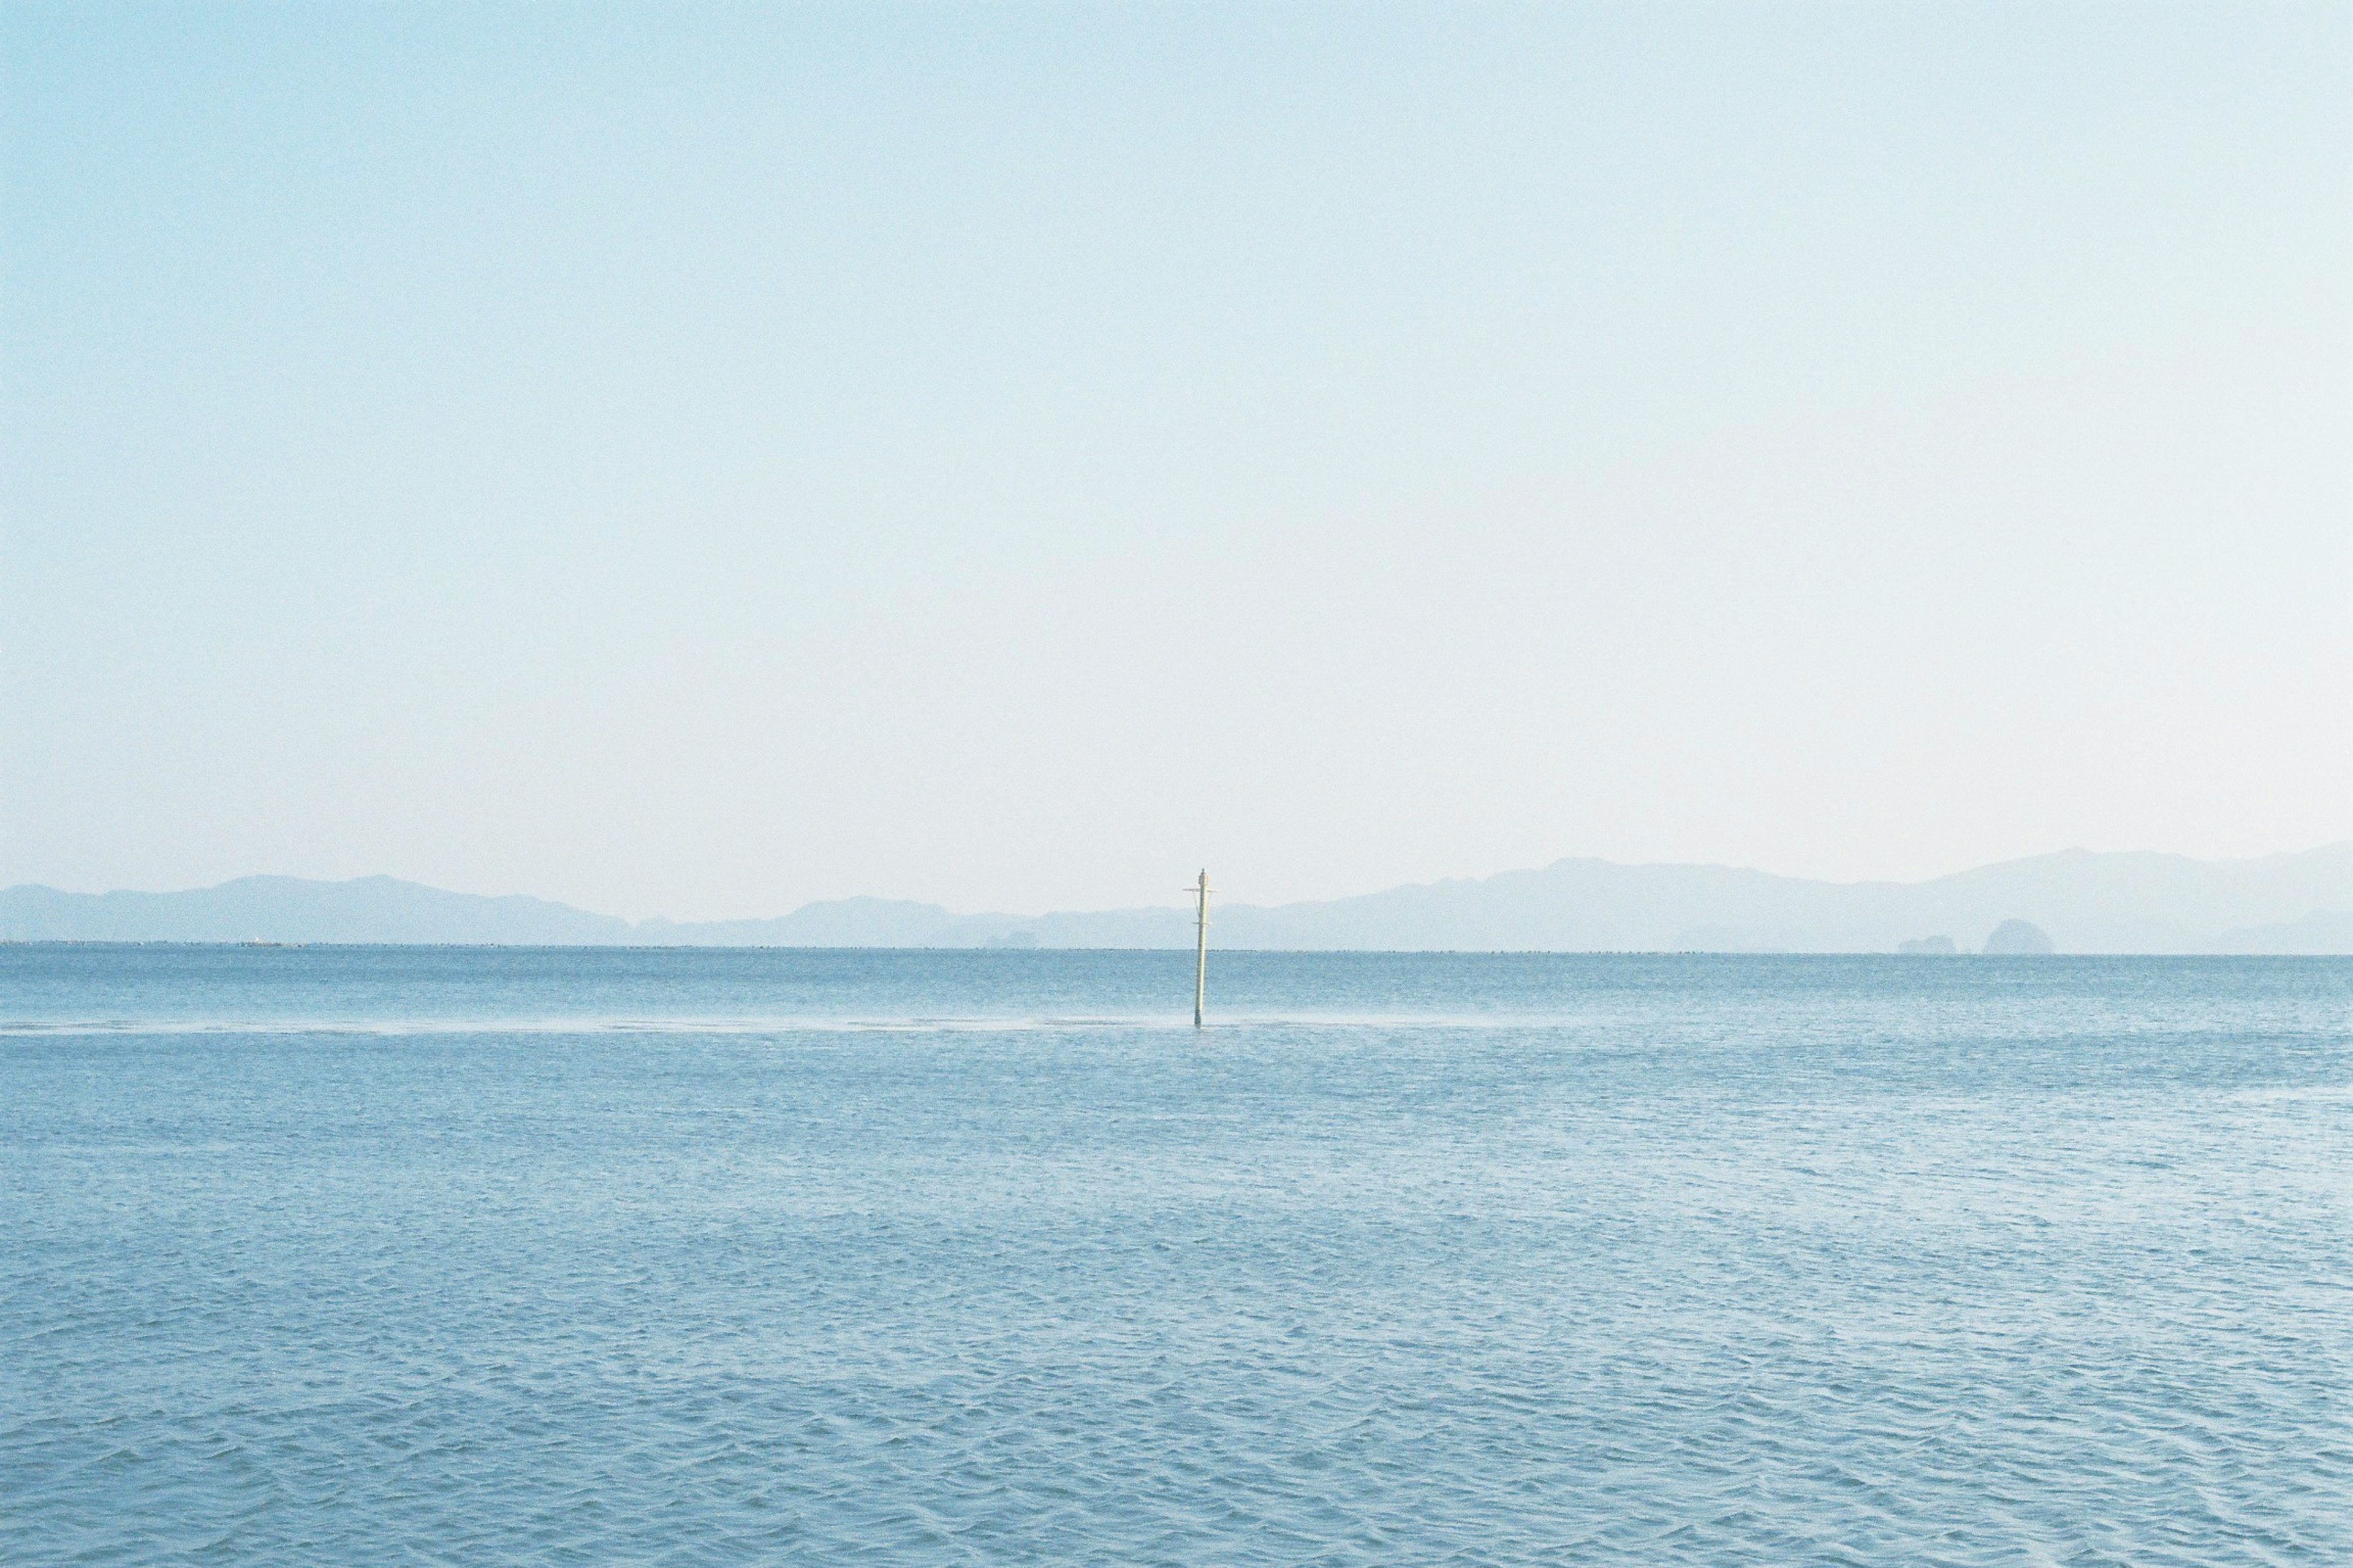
<box><xmin>6</xmin><ymin>940</ymin><xmax>2347</xmax><ymax>959</ymax></box>
<box><xmin>6</xmin><ymin>847</ymin><xmax>2351</xmax><ymax>953</ymax></box>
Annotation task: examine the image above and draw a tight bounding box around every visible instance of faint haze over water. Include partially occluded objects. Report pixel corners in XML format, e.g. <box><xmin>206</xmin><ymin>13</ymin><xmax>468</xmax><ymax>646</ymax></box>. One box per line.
<box><xmin>3</xmin><ymin>2</ymin><xmax>2348</xmax><ymax>918</ymax></box>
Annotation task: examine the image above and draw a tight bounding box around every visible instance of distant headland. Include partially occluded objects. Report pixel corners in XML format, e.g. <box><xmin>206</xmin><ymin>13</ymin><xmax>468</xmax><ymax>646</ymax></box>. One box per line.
<box><xmin>6</xmin><ymin>845</ymin><xmax>2351</xmax><ymax>953</ymax></box>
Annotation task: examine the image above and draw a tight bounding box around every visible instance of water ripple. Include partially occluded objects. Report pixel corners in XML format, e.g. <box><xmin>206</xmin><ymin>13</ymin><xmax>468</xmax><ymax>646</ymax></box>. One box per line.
<box><xmin>2</xmin><ymin>949</ymin><xmax>2348</xmax><ymax>1564</ymax></box>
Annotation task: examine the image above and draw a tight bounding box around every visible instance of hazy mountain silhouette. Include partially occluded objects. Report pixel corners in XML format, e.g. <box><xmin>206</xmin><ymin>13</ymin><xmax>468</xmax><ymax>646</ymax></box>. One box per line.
<box><xmin>6</xmin><ymin>845</ymin><xmax>2351</xmax><ymax>952</ymax></box>
<box><xmin>0</xmin><ymin>874</ymin><xmax>632</xmax><ymax>945</ymax></box>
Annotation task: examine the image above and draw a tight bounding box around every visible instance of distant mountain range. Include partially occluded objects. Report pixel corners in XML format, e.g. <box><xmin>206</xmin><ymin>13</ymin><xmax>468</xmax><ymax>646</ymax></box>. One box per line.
<box><xmin>7</xmin><ymin>845</ymin><xmax>2352</xmax><ymax>952</ymax></box>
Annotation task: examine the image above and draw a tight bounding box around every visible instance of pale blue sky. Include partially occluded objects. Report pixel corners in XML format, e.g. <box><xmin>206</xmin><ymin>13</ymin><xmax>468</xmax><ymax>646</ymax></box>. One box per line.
<box><xmin>5</xmin><ymin>2</ymin><xmax>2347</xmax><ymax>918</ymax></box>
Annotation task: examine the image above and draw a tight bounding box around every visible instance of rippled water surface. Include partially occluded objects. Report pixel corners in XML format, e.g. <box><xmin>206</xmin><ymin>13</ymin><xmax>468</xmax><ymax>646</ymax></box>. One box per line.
<box><xmin>5</xmin><ymin>946</ymin><xmax>2350</xmax><ymax>1564</ymax></box>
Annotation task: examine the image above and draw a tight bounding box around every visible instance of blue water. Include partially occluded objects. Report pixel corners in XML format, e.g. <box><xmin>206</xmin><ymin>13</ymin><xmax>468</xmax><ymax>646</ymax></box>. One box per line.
<box><xmin>5</xmin><ymin>947</ymin><xmax>2349</xmax><ymax>1565</ymax></box>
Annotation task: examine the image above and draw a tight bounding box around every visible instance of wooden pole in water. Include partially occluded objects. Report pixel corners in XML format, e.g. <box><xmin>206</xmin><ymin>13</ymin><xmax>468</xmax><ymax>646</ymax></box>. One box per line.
<box><xmin>1191</xmin><ymin>869</ymin><xmax>1213</xmax><ymax>1028</ymax></box>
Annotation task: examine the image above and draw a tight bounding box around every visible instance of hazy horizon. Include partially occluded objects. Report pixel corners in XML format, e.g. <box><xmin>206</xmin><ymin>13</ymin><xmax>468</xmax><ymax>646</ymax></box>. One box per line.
<box><xmin>7</xmin><ymin>835</ymin><xmax>2350</xmax><ymax>915</ymax></box>
<box><xmin>10</xmin><ymin>839</ymin><xmax>2353</xmax><ymax>963</ymax></box>
<box><xmin>6</xmin><ymin>2</ymin><xmax>2348</xmax><ymax>921</ymax></box>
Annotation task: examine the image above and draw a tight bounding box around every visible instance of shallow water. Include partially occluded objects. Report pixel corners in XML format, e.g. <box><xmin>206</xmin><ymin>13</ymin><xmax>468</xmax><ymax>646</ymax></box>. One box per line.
<box><xmin>4</xmin><ymin>946</ymin><xmax>2349</xmax><ymax>1564</ymax></box>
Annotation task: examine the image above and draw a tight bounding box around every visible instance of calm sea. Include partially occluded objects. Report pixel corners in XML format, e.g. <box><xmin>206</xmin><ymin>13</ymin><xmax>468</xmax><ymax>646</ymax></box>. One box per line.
<box><xmin>4</xmin><ymin>945</ymin><xmax>2349</xmax><ymax>1565</ymax></box>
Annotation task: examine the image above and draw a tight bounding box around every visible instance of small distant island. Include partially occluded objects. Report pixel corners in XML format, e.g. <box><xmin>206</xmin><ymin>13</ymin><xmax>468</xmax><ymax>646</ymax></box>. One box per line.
<box><xmin>1982</xmin><ymin>918</ymin><xmax>2056</xmax><ymax>955</ymax></box>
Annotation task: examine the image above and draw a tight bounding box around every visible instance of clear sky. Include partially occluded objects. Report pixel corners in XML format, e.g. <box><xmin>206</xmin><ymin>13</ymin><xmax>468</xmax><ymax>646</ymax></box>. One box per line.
<box><xmin>4</xmin><ymin>2</ymin><xmax>2348</xmax><ymax>920</ymax></box>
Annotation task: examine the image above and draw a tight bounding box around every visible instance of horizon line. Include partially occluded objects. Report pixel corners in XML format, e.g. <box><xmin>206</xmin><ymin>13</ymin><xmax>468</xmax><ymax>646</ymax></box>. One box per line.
<box><xmin>8</xmin><ymin>838</ymin><xmax>2351</xmax><ymax>926</ymax></box>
